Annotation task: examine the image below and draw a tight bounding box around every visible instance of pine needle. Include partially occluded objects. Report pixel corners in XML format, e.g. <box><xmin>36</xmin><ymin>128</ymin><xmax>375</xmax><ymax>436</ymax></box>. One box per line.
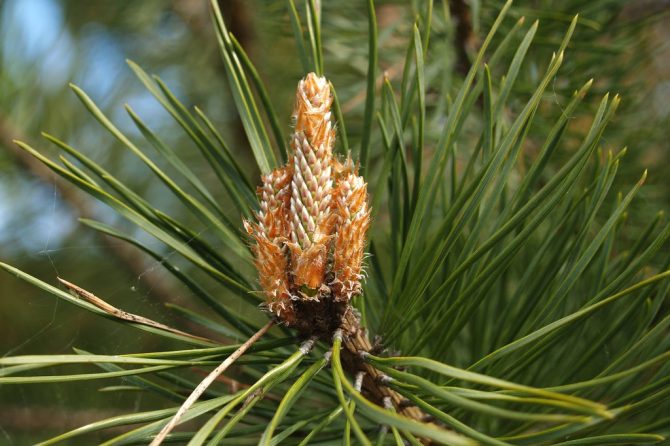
<box><xmin>149</xmin><ymin>320</ymin><xmax>273</xmax><ymax>445</ymax></box>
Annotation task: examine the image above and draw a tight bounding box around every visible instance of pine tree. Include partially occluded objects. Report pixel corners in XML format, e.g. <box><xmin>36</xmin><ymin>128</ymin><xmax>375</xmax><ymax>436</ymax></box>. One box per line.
<box><xmin>2</xmin><ymin>1</ymin><xmax>670</xmax><ymax>444</ymax></box>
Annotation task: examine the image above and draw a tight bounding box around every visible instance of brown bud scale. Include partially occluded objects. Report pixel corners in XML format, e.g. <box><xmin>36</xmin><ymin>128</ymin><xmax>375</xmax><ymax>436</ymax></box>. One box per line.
<box><xmin>245</xmin><ymin>73</ymin><xmax>370</xmax><ymax>334</ymax></box>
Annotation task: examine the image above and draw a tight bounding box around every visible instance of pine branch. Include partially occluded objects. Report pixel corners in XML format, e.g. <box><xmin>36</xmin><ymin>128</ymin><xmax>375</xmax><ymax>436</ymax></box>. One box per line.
<box><xmin>449</xmin><ymin>0</ymin><xmax>477</xmax><ymax>75</ymax></box>
<box><xmin>3</xmin><ymin>2</ymin><xmax>670</xmax><ymax>444</ymax></box>
<box><xmin>339</xmin><ymin>311</ymin><xmax>427</xmax><ymax>422</ymax></box>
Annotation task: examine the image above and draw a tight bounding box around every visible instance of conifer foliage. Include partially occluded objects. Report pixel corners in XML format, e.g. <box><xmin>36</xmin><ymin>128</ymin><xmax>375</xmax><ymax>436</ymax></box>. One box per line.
<box><xmin>1</xmin><ymin>1</ymin><xmax>670</xmax><ymax>444</ymax></box>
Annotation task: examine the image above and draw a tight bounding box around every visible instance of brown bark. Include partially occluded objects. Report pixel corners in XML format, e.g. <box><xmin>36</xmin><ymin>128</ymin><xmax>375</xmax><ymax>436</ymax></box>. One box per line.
<box><xmin>449</xmin><ymin>0</ymin><xmax>477</xmax><ymax>76</ymax></box>
<box><xmin>339</xmin><ymin>309</ymin><xmax>426</xmax><ymax>422</ymax></box>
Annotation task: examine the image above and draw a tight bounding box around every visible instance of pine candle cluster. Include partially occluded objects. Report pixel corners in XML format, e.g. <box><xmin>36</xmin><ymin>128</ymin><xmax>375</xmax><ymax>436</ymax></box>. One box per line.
<box><xmin>245</xmin><ymin>73</ymin><xmax>370</xmax><ymax>334</ymax></box>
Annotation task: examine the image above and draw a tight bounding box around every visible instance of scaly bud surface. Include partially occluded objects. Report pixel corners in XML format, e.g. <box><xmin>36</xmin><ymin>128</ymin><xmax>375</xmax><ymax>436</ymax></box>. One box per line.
<box><xmin>244</xmin><ymin>74</ymin><xmax>427</xmax><ymax>425</ymax></box>
<box><xmin>245</xmin><ymin>72</ymin><xmax>370</xmax><ymax>332</ymax></box>
<box><xmin>332</xmin><ymin>170</ymin><xmax>371</xmax><ymax>302</ymax></box>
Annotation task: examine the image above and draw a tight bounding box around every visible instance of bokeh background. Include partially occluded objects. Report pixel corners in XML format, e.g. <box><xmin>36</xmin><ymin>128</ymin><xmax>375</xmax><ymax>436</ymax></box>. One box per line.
<box><xmin>0</xmin><ymin>0</ymin><xmax>668</xmax><ymax>443</ymax></box>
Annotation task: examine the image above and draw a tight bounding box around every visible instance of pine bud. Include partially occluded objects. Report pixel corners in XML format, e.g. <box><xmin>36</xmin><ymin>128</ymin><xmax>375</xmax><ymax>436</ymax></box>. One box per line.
<box><xmin>331</xmin><ymin>169</ymin><xmax>370</xmax><ymax>302</ymax></box>
<box><xmin>246</xmin><ymin>73</ymin><xmax>370</xmax><ymax>329</ymax></box>
<box><xmin>245</xmin><ymin>167</ymin><xmax>295</xmax><ymax>324</ymax></box>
